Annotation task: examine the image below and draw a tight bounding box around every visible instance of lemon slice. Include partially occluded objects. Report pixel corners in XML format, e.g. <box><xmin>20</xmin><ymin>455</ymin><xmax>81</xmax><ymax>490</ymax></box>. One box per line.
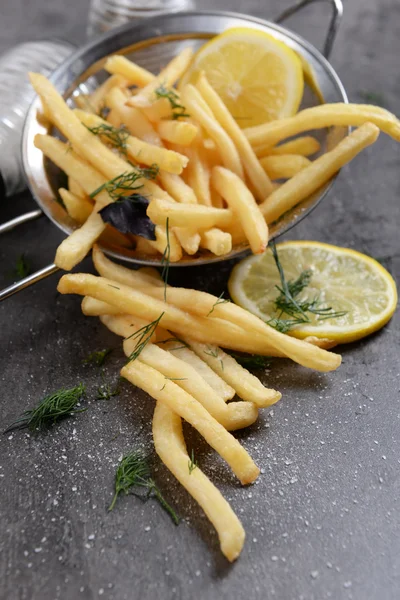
<box><xmin>228</xmin><ymin>241</ymin><xmax>397</xmax><ymax>343</ymax></box>
<box><xmin>180</xmin><ymin>27</ymin><xmax>304</xmax><ymax>128</ymax></box>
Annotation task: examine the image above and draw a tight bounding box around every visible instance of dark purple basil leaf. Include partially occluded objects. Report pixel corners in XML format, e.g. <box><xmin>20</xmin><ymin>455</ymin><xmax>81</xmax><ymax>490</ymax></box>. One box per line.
<box><xmin>99</xmin><ymin>194</ymin><xmax>156</xmax><ymax>240</ymax></box>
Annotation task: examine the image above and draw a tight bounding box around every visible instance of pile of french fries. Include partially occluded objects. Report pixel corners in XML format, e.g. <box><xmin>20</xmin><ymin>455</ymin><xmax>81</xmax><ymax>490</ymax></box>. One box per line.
<box><xmin>57</xmin><ymin>245</ymin><xmax>343</xmax><ymax>561</ymax></box>
<box><xmin>30</xmin><ymin>46</ymin><xmax>400</xmax><ymax>269</ymax></box>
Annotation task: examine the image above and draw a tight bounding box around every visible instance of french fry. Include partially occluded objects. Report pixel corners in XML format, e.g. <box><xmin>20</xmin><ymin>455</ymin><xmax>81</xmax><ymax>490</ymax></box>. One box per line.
<box><xmin>186</xmin><ymin>341</ymin><xmax>280</xmax><ymax>408</ymax></box>
<box><xmin>244</xmin><ymin>103</ymin><xmax>400</xmax><ymax>147</ymax></box>
<box><xmin>152</xmin><ymin>402</ymin><xmax>245</xmax><ymax>561</ymax></box>
<box><xmin>105</xmin><ymin>87</ymin><xmax>162</xmax><ymax>147</ymax></box>
<box><xmin>59</xmin><ymin>188</ymin><xmax>93</xmax><ymax>223</ymax></box>
<box><xmin>134</xmin><ymin>236</ymin><xmax>160</xmax><ymax>256</ymax></box>
<box><xmin>100</xmin><ymin>313</ymin><xmax>158</xmax><ymax>341</ymax></box>
<box><xmin>158</xmin><ymin>172</ymin><xmax>198</xmax><ymax>204</ymax></box>
<box><xmin>55</xmin><ymin>212</ymin><xmax>105</xmax><ymax>270</ymax></box>
<box><xmin>147</xmin><ymin>199</ymin><xmax>234</xmax><ymax>229</ymax></box>
<box><xmin>129</xmin><ymin>48</ymin><xmax>193</xmax><ymax>108</ymax></box>
<box><xmin>196</xmin><ymin>74</ymin><xmax>273</xmax><ymax>199</ymax></box>
<box><xmin>259</xmin><ymin>123</ymin><xmax>380</xmax><ymax>223</ymax></box>
<box><xmin>29</xmin><ymin>74</ymin><xmax>173</xmax><ymax>203</ymax></box>
<box><xmin>89</xmin><ymin>74</ymin><xmax>128</xmax><ymax>112</ymax></box>
<box><xmin>181</xmin><ymin>85</ymin><xmax>244</xmax><ymax>179</ymax></box>
<box><xmin>122</xmin><ymin>340</ymin><xmax>258</xmax><ymax>430</ymax></box>
<box><xmin>254</xmin><ymin>135</ymin><xmax>321</xmax><ymax>158</ymax></box>
<box><xmin>148</xmin><ymin>224</ymin><xmax>182</xmax><ymax>263</ymax></box>
<box><xmin>57</xmin><ymin>273</ymin><xmax>342</xmax><ymax>371</ymax></box>
<box><xmin>184</xmin><ymin>144</ymin><xmax>212</xmax><ymax>206</ymax></box>
<box><xmin>137</xmin><ymin>267</ymin><xmax>163</xmax><ymax>282</ymax></box>
<box><xmin>211</xmin><ymin>167</ymin><xmax>268</xmax><ymax>254</ymax></box>
<box><xmin>104</xmin><ymin>55</ymin><xmax>155</xmax><ymax>87</ymax></box>
<box><xmin>75</xmin><ymin>110</ymin><xmax>188</xmax><ymax>175</ymax></box>
<box><xmin>68</xmin><ymin>177</ymin><xmax>88</xmax><ymax>200</ymax></box>
<box><xmin>200</xmin><ymin>228</ymin><xmax>232</xmax><ymax>256</ymax></box>
<box><xmin>157</xmin><ymin>120</ymin><xmax>199</xmax><ymax>145</ymax></box>
<box><xmin>137</xmin><ymin>99</ymin><xmax>173</xmax><ymax>123</ymax></box>
<box><xmin>259</xmin><ymin>154</ymin><xmax>311</xmax><ymax>179</ymax></box>
<box><xmin>173</xmin><ymin>227</ymin><xmax>201</xmax><ymax>255</ymax></box>
<box><xmin>82</xmin><ymin>297</ymin><xmax>121</xmax><ymax>316</ymax></box>
<box><xmin>121</xmin><ymin>360</ymin><xmax>260</xmax><ymax>485</ymax></box>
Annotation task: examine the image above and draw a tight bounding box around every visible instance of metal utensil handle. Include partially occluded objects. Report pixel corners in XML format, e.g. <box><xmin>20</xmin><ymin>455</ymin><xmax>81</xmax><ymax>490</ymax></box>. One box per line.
<box><xmin>0</xmin><ymin>263</ymin><xmax>59</xmax><ymax>302</ymax></box>
<box><xmin>275</xmin><ymin>0</ymin><xmax>343</xmax><ymax>59</ymax></box>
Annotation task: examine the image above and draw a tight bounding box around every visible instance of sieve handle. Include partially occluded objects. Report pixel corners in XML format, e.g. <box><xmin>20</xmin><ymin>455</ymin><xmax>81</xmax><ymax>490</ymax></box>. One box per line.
<box><xmin>0</xmin><ymin>263</ymin><xmax>59</xmax><ymax>302</ymax></box>
<box><xmin>274</xmin><ymin>0</ymin><xmax>343</xmax><ymax>59</ymax></box>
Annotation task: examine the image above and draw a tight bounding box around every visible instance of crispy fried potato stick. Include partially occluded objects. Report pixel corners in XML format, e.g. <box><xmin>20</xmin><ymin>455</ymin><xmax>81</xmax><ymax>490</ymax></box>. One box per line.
<box><xmin>89</xmin><ymin>74</ymin><xmax>128</xmax><ymax>112</ymax></box>
<box><xmin>75</xmin><ymin>110</ymin><xmax>188</xmax><ymax>174</ymax></box>
<box><xmin>244</xmin><ymin>103</ymin><xmax>400</xmax><ymax>147</ymax></box>
<box><xmin>186</xmin><ymin>340</ymin><xmax>280</xmax><ymax>407</ymax></box>
<box><xmin>196</xmin><ymin>74</ymin><xmax>273</xmax><ymax>198</ymax></box>
<box><xmin>259</xmin><ymin>154</ymin><xmax>311</xmax><ymax>179</ymax></box>
<box><xmin>211</xmin><ymin>167</ymin><xmax>268</xmax><ymax>254</ymax></box>
<box><xmin>147</xmin><ymin>199</ymin><xmax>234</xmax><ymax>229</ymax></box>
<box><xmin>104</xmin><ymin>55</ymin><xmax>155</xmax><ymax>86</ymax></box>
<box><xmin>68</xmin><ymin>177</ymin><xmax>88</xmax><ymax>200</ymax></box>
<box><xmin>149</xmin><ymin>224</ymin><xmax>182</xmax><ymax>263</ymax></box>
<box><xmin>57</xmin><ymin>273</ymin><xmax>341</xmax><ymax>372</ymax></box>
<box><xmin>55</xmin><ymin>213</ymin><xmax>105</xmax><ymax>270</ymax></box>
<box><xmin>121</xmin><ymin>360</ymin><xmax>259</xmax><ymax>485</ymax></box>
<box><xmin>59</xmin><ymin>188</ymin><xmax>93</xmax><ymax>223</ymax></box>
<box><xmin>259</xmin><ymin>123</ymin><xmax>380</xmax><ymax>223</ymax></box>
<box><xmin>152</xmin><ymin>401</ymin><xmax>245</xmax><ymax>561</ymax></box>
<box><xmin>184</xmin><ymin>144</ymin><xmax>212</xmax><ymax>206</ymax></box>
<box><xmin>121</xmin><ymin>340</ymin><xmax>258</xmax><ymax>430</ymax></box>
<box><xmin>158</xmin><ymin>172</ymin><xmax>198</xmax><ymax>204</ymax></box>
<box><xmin>173</xmin><ymin>228</ymin><xmax>201</xmax><ymax>255</ymax></box>
<box><xmin>199</xmin><ymin>228</ymin><xmax>232</xmax><ymax>256</ymax></box>
<box><xmin>82</xmin><ymin>297</ymin><xmax>121</xmax><ymax>316</ymax></box>
<box><xmin>181</xmin><ymin>85</ymin><xmax>244</xmax><ymax>179</ymax></box>
<box><xmin>157</xmin><ymin>120</ymin><xmax>199</xmax><ymax>146</ymax></box>
<box><xmin>254</xmin><ymin>135</ymin><xmax>321</xmax><ymax>158</ymax></box>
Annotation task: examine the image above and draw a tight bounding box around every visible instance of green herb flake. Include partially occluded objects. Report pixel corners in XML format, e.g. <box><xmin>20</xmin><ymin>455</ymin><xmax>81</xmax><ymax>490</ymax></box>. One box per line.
<box><xmin>154</xmin><ymin>83</ymin><xmax>190</xmax><ymax>120</ymax></box>
<box><xmin>83</xmin><ymin>348</ymin><xmax>112</xmax><ymax>367</ymax></box>
<box><xmin>188</xmin><ymin>449</ymin><xmax>197</xmax><ymax>475</ymax></box>
<box><xmin>126</xmin><ymin>313</ymin><xmax>165</xmax><ymax>363</ymax></box>
<box><xmin>14</xmin><ymin>254</ymin><xmax>31</xmax><ymax>280</ymax></box>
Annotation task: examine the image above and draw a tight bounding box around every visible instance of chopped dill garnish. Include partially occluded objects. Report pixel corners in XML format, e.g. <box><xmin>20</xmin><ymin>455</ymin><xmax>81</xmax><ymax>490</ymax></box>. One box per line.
<box><xmin>161</xmin><ymin>218</ymin><xmax>170</xmax><ymax>302</ymax></box>
<box><xmin>85</xmin><ymin>123</ymin><xmax>129</xmax><ymax>156</ymax></box>
<box><xmin>154</xmin><ymin>83</ymin><xmax>190</xmax><ymax>120</ymax></box>
<box><xmin>158</xmin><ymin>336</ymin><xmax>188</xmax><ymax>351</ymax></box>
<box><xmin>107</xmin><ymin>284</ymin><xmax>120</xmax><ymax>290</ymax></box>
<box><xmin>83</xmin><ymin>348</ymin><xmax>112</xmax><ymax>367</ymax></box>
<box><xmin>160</xmin><ymin>376</ymin><xmax>188</xmax><ymax>391</ymax></box>
<box><xmin>109</xmin><ymin>450</ymin><xmax>179</xmax><ymax>524</ymax></box>
<box><xmin>96</xmin><ymin>375</ymin><xmax>120</xmax><ymax>401</ymax></box>
<box><xmin>204</xmin><ymin>346</ymin><xmax>224</xmax><ymax>371</ymax></box>
<box><xmin>4</xmin><ymin>384</ymin><xmax>86</xmax><ymax>433</ymax></box>
<box><xmin>188</xmin><ymin>449</ymin><xmax>197</xmax><ymax>475</ymax></box>
<box><xmin>14</xmin><ymin>254</ymin><xmax>31</xmax><ymax>279</ymax></box>
<box><xmin>125</xmin><ymin>313</ymin><xmax>165</xmax><ymax>363</ymax></box>
<box><xmin>267</xmin><ymin>241</ymin><xmax>347</xmax><ymax>333</ymax></box>
<box><xmin>227</xmin><ymin>352</ymin><xmax>271</xmax><ymax>370</ymax></box>
<box><xmin>207</xmin><ymin>292</ymin><xmax>230</xmax><ymax>316</ymax></box>
<box><xmin>89</xmin><ymin>165</ymin><xmax>159</xmax><ymax>202</ymax></box>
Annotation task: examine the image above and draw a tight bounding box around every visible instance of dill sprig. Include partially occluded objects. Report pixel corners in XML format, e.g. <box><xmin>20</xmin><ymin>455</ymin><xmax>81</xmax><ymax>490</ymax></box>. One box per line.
<box><xmin>227</xmin><ymin>352</ymin><xmax>271</xmax><ymax>370</ymax></box>
<box><xmin>89</xmin><ymin>165</ymin><xmax>159</xmax><ymax>202</ymax></box>
<box><xmin>188</xmin><ymin>449</ymin><xmax>197</xmax><ymax>475</ymax></box>
<box><xmin>267</xmin><ymin>241</ymin><xmax>347</xmax><ymax>333</ymax></box>
<box><xmin>160</xmin><ymin>376</ymin><xmax>188</xmax><ymax>391</ymax></box>
<box><xmin>85</xmin><ymin>123</ymin><xmax>129</xmax><ymax>156</ymax></box>
<box><xmin>14</xmin><ymin>254</ymin><xmax>31</xmax><ymax>279</ymax></box>
<box><xmin>5</xmin><ymin>384</ymin><xmax>86</xmax><ymax>433</ymax></box>
<box><xmin>161</xmin><ymin>218</ymin><xmax>170</xmax><ymax>302</ymax></box>
<box><xmin>154</xmin><ymin>84</ymin><xmax>190</xmax><ymax>120</ymax></box>
<box><xmin>158</xmin><ymin>336</ymin><xmax>188</xmax><ymax>351</ymax></box>
<box><xmin>83</xmin><ymin>348</ymin><xmax>112</xmax><ymax>367</ymax></box>
<box><xmin>125</xmin><ymin>313</ymin><xmax>165</xmax><ymax>363</ymax></box>
<box><xmin>109</xmin><ymin>450</ymin><xmax>179</xmax><ymax>524</ymax></box>
<box><xmin>207</xmin><ymin>293</ymin><xmax>230</xmax><ymax>316</ymax></box>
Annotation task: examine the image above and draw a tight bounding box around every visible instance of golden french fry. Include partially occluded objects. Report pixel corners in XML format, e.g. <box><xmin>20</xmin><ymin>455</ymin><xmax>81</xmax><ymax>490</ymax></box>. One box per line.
<box><xmin>259</xmin><ymin>154</ymin><xmax>311</xmax><ymax>179</ymax></box>
<box><xmin>82</xmin><ymin>296</ymin><xmax>121</xmax><ymax>316</ymax></box>
<box><xmin>68</xmin><ymin>177</ymin><xmax>88</xmax><ymax>200</ymax></box>
<box><xmin>152</xmin><ymin>402</ymin><xmax>245</xmax><ymax>561</ymax></box>
<box><xmin>136</xmin><ymin>99</ymin><xmax>172</xmax><ymax>123</ymax></box>
<box><xmin>173</xmin><ymin>227</ymin><xmax>201</xmax><ymax>255</ymax></box>
<box><xmin>303</xmin><ymin>336</ymin><xmax>337</xmax><ymax>350</ymax></box>
<box><xmin>147</xmin><ymin>198</ymin><xmax>234</xmax><ymax>229</ymax></box>
<box><xmin>186</xmin><ymin>340</ymin><xmax>280</xmax><ymax>408</ymax></box>
<box><xmin>157</xmin><ymin>120</ymin><xmax>199</xmax><ymax>145</ymax></box>
<box><xmin>75</xmin><ymin>110</ymin><xmax>188</xmax><ymax>175</ymax></box>
<box><xmin>100</xmin><ymin>313</ymin><xmax>158</xmax><ymax>341</ymax></box>
<box><xmin>211</xmin><ymin>166</ymin><xmax>268</xmax><ymax>254</ymax></box>
<box><xmin>57</xmin><ymin>273</ymin><xmax>342</xmax><ymax>372</ymax></box>
<box><xmin>89</xmin><ymin>74</ymin><xmax>128</xmax><ymax>112</ymax></box>
<box><xmin>181</xmin><ymin>85</ymin><xmax>244</xmax><ymax>179</ymax></box>
<box><xmin>184</xmin><ymin>144</ymin><xmax>212</xmax><ymax>206</ymax></box>
<box><xmin>29</xmin><ymin>74</ymin><xmax>173</xmax><ymax>203</ymax></box>
<box><xmin>157</xmin><ymin>339</ymin><xmax>235</xmax><ymax>401</ymax></box>
<box><xmin>196</xmin><ymin>74</ymin><xmax>273</xmax><ymax>199</ymax></box>
<box><xmin>134</xmin><ymin>236</ymin><xmax>160</xmax><ymax>256</ymax></box>
<box><xmin>121</xmin><ymin>360</ymin><xmax>259</xmax><ymax>485</ymax></box>
<box><xmin>105</xmin><ymin>87</ymin><xmax>162</xmax><ymax>147</ymax></box>
<box><xmin>55</xmin><ymin>212</ymin><xmax>105</xmax><ymax>270</ymax></box>
<box><xmin>148</xmin><ymin>224</ymin><xmax>182</xmax><ymax>262</ymax></box>
<box><xmin>104</xmin><ymin>55</ymin><xmax>155</xmax><ymax>87</ymax></box>
<box><xmin>254</xmin><ymin>135</ymin><xmax>321</xmax><ymax>158</ymax></box>
<box><xmin>245</xmin><ymin>103</ymin><xmax>400</xmax><ymax>147</ymax></box>
<box><xmin>137</xmin><ymin>267</ymin><xmax>163</xmax><ymax>282</ymax></box>
<box><xmin>122</xmin><ymin>340</ymin><xmax>258</xmax><ymax>430</ymax></box>
<box><xmin>259</xmin><ymin>123</ymin><xmax>380</xmax><ymax>223</ymax></box>
<box><xmin>129</xmin><ymin>48</ymin><xmax>193</xmax><ymax>108</ymax></box>
<box><xmin>59</xmin><ymin>188</ymin><xmax>93</xmax><ymax>223</ymax></box>
<box><xmin>200</xmin><ymin>228</ymin><xmax>232</xmax><ymax>256</ymax></box>
<box><xmin>210</xmin><ymin>187</ymin><xmax>224</xmax><ymax>208</ymax></box>
<box><xmin>158</xmin><ymin>172</ymin><xmax>198</xmax><ymax>204</ymax></box>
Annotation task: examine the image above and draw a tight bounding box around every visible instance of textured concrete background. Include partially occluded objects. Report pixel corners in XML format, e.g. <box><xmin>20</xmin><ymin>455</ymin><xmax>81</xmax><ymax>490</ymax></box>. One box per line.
<box><xmin>1</xmin><ymin>1</ymin><xmax>400</xmax><ymax>599</ymax></box>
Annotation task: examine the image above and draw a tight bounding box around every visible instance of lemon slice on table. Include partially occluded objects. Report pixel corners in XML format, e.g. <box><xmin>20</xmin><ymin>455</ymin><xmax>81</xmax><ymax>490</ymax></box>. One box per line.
<box><xmin>228</xmin><ymin>241</ymin><xmax>398</xmax><ymax>344</ymax></box>
<box><xmin>180</xmin><ymin>27</ymin><xmax>304</xmax><ymax>128</ymax></box>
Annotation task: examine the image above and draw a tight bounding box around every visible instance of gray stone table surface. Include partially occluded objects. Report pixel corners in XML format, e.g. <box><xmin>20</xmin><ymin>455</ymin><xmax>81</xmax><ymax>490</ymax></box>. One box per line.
<box><xmin>1</xmin><ymin>1</ymin><xmax>399</xmax><ymax>599</ymax></box>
